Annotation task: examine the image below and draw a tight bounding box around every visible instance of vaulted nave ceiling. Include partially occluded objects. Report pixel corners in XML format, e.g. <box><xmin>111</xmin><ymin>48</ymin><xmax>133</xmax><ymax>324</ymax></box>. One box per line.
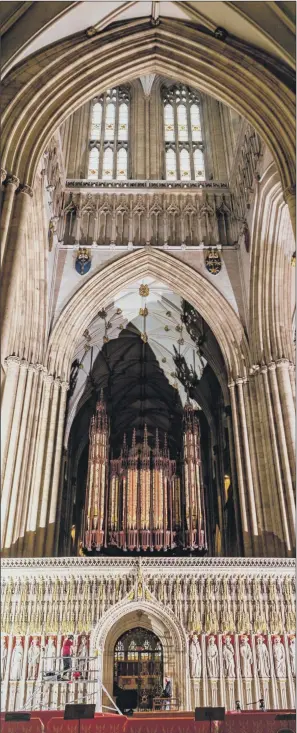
<box><xmin>68</xmin><ymin>278</ymin><xmax>206</xmax><ymax>449</ymax></box>
<box><xmin>1</xmin><ymin>0</ymin><xmax>295</xmax><ymax>77</ymax></box>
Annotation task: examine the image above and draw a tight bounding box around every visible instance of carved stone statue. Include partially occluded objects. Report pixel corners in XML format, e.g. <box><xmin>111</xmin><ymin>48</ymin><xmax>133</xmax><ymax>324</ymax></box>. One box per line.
<box><xmin>272</xmin><ymin>637</ymin><xmax>286</xmax><ymax>678</ymax></box>
<box><xmin>189</xmin><ymin>633</ymin><xmax>202</xmax><ymax>678</ymax></box>
<box><xmin>240</xmin><ymin>636</ymin><xmax>253</xmax><ymax>678</ymax></box>
<box><xmin>222</xmin><ymin>636</ymin><xmax>235</xmax><ymax>678</ymax></box>
<box><xmin>77</xmin><ymin>636</ymin><xmax>88</xmax><ymax>677</ymax></box>
<box><xmin>207</xmin><ymin>636</ymin><xmax>219</xmax><ymax>678</ymax></box>
<box><xmin>43</xmin><ymin>636</ymin><xmax>56</xmax><ymax>673</ymax></box>
<box><xmin>10</xmin><ymin>637</ymin><xmax>23</xmax><ymax>680</ymax></box>
<box><xmin>27</xmin><ymin>637</ymin><xmax>41</xmax><ymax>680</ymax></box>
<box><xmin>289</xmin><ymin>637</ymin><xmax>295</xmax><ymax>677</ymax></box>
<box><xmin>256</xmin><ymin>636</ymin><xmax>270</xmax><ymax>678</ymax></box>
<box><xmin>1</xmin><ymin>637</ymin><xmax>8</xmax><ymax>679</ymax></box>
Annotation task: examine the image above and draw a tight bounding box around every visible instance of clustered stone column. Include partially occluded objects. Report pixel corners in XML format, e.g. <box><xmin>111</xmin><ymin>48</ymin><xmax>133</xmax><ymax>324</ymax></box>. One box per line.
<box><xmin>1</xmin><ymin>357</ymin><xmax>69</xmax><ymax>557</ymax></box>
<box><xmin>228</xmin><ymin>361</ymin><xmax>295</xmax><ymax>558</ymax></box>
<box><xmin>1</xmin><ymin>183</ymin><xmax>34</xmax><ymax>362</ymax></box>
<box><xmin>0</xmin><ymin>174</ymin><xmax>20</xmax><ymax>265</ymax></box>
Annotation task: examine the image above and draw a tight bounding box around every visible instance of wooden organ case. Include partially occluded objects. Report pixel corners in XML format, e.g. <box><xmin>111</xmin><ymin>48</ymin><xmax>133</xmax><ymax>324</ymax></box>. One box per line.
<box><xmin>82</xmin><ymin>394</ymin><xmax>207</xmax><ymax>553</ymax></box>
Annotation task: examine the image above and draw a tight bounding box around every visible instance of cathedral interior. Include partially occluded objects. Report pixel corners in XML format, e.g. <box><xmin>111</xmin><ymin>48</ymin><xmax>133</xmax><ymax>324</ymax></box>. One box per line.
<box><xmin>0</xmin><ymin>1</ymin><xmax>296</xmax><ymax>726</ymax></box>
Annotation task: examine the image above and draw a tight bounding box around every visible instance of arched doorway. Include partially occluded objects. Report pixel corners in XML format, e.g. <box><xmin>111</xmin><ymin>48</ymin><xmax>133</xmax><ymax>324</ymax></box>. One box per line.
<box><xmin>91</xmin><ymin>598</ymin><xmax>190</xmax><ymax>710</ymax></box>
<box><xmin>113</xmin><ymin>627</ymin><xmax>163</xmax><ymax>710</ymax></box>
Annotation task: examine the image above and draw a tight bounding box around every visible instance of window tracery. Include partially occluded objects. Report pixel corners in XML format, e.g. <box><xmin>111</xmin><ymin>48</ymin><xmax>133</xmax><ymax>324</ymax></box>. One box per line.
<box><xmin>162</xmin><ymin>85</ymin><xmax>205</xmax><ymax>182</ymax></box>
<box><xmin>88</xmin><ymin>87</ymin><xmax>130</xmax><ymax>181</ymax></box>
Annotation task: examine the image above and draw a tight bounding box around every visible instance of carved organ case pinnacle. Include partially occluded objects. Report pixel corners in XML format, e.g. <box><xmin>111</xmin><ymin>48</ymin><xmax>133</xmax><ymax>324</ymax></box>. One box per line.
<box><xmin>82</xmin><ymin>395</ymin><xmax>207</xmax><ymax>553</ymax></box>
<box><xmin>183</xmin><ymin>403</ymin><xmax>207</xmax><ymax>550</ymax></box>
<box><xmin>83</xmin><ymin>392</ymin><xmax>109</xmax><ymax>550</ymax></box>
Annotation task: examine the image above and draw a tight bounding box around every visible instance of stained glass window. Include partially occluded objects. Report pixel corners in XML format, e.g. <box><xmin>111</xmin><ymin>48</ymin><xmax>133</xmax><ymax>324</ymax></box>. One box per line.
<box><xmin>164</xmin><ymin>104</ymin><xmax>175</xmax><ymax>142</ymax></box>
<box><xmin>117</xmin><ymin>148</ymin><xmax>128</xmax><ymax>180</ymax></box>
<box><xmin>102</xmin><ymin>148</ymin><xmax>113</xmax><ymax>180</ymax></box>
<box><xmin>105</xmin><ymin>103</ymin><xmax>115</xmax><ymax>140</ymax></box>
<box><xmin>177</xmin><ymin>105</ymin><xmax>188</xmax><ymax>141</ymax></box>
<box><xmin>180</xmin><ymin>149</ymin><xmax>191</xmax><ymax>180</ymax></box>
<box><xmin>90</xmin><ymin>103</ymin><xmax>102</xmax><ymax>139</ymax></box>
<box><xmin>88</xmin><ymin>148</ymin><xmax>99</xmax><ymax>179</ymax></box>
<box><xmin>194</xmin><ymin>149</ymin><xmax>205</xmax><ymax>180</ymax></box>
<box><xmin>190</xmin><ymin>104</ymin><xmax>201</xmax><ymax>141</ymax></box>
<box><xmin>162</xmin><ymin>84</ymin><xmax>205</xmax><ymax>182</ymax></box>
<box><xmin>87</xmin><ymin>86</ymin><xmax>130</xmax><ymax>180</ymax></box>
<box><xmin>166</xmin><ymin>149</ymin><xmax>177</xmax><ymax>181</ymax></box>
<box><xmin>118</xmin><ymin>103</ymin><xmax>128</xmax><ymax>141</ymax></box>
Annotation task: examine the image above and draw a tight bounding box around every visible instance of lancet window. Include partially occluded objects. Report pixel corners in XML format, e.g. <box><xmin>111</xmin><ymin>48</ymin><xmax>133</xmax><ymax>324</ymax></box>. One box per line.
<box><xmin>162</xmin><ymin>84</ymin><xmax>205</xmax><ymax>181</ymax></box>
<box><xmin>87</xmin><ymin>86</ymin><xmax>130</xmax><ymax>180</ymax></box>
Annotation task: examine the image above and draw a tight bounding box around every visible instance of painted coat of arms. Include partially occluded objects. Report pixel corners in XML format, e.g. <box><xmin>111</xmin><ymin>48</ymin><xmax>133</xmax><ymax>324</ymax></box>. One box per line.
<box><xmin>75</xmin><ymin>248</ymin><xmax>91</xmax><ymax>276</ymax></box>
<box><xmin>205</xmin><ymin>249</ymin><xmax>221</xmax><ymax>275</ymax></box>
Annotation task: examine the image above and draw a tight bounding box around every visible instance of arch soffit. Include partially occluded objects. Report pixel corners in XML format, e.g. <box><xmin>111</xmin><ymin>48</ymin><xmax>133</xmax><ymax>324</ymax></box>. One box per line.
<box><xmin>47</xmin><ymin>248</ymin><xmax>250</xmax><ymax>381</ymax></box>
<box><xmin>1</xmin><ymin>19</ymin><xmax>295</xmax><ymax>191</ymax></box>
<box><xmin>249</xmin><ymin>163</ymin><xmax>293</xmax><ymax>363</ymax></box>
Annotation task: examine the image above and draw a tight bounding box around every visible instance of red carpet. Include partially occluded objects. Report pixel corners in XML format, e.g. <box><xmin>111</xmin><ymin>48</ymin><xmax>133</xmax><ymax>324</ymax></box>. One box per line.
<box><xmin>1</xmin><ymin>711</ymin><xmax>295</xmax><ymax>733</ymax></box>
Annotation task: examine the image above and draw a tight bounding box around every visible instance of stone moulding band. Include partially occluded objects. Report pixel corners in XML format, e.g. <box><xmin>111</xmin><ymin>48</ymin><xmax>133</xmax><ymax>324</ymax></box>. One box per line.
<box><xmin>66</xmin><ymin>179</ymin><xmax>230</xmax><ymax>190</ymax></box>
<box><xmin>1</xmin><ymin>556</ymin><xmax>295</xmax><ymax>571</ymax></box>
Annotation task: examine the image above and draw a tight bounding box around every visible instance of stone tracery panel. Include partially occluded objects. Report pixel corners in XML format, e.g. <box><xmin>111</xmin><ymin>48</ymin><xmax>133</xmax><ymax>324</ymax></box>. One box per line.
<box><xmin>59</xmin><ymin>189</ymin><xmax>240</xmax><ymax>248</ymax></box>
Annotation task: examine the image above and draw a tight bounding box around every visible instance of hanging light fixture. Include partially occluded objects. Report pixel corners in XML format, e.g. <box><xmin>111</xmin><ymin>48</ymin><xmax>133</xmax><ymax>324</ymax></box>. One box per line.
<box><xmin>139</xmin><ymin>283</ymin><xmax>149</xmax><ymax>343</ymax></box>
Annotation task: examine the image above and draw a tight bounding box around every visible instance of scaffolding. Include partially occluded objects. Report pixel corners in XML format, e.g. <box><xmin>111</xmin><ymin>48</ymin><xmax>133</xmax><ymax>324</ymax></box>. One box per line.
<box><xmin>22</xmin><ymin>655</ymin><xmax>122</xmax><ymax>715</ymax></box>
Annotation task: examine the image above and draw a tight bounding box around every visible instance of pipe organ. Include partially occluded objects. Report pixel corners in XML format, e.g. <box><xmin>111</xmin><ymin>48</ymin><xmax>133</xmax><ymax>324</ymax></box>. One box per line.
<box><xmin>82</xmin><ymin>396</ymin><xmax>207</xmax><ymax>552</ymax></box>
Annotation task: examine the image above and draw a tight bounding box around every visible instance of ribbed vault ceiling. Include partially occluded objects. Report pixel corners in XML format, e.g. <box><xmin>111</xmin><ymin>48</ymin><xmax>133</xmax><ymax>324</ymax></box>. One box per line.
<box><xmin>1</xmin><ymin>1</ymin><xmax>295</xmax><ymax>77</ymax></box>
<box><xmin>69</xmin><ymin>279</ymin><xmax>205</xmax><ymax>454</ymax></box>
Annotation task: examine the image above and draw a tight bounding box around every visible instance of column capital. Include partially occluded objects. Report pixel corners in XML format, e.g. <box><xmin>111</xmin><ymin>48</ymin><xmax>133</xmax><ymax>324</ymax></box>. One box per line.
<box><xmin>17</xmin><ymin>183</ymin><xmax>33</xmax><ymax>198</ymax></box>
<box><xmin>268</xmin><ymin>361</ymin><xmax>276</xmax><ymax>372</ymax></box>
<box><xmin>6</xmin><ymin>175</ymin><xmax>20</xmax><ymax>189</ymax></box>
<box><xmin>4</xmin><ymin>355</ymin><xmax>21</xmax><ymax>368</ymax></box>
<box><xmin>283</xmin><ymin>183</ymin><xmax>296</xmax><ymax>205</ymax></box>
<box><xmin>43</xmin><ymin>374</ymin><xmax>54</xmax><ymax>388</ymax></box>
<box><xmin>19</xmin><ymin>359</ymin><xmax>29</xmax><ymax>371</ymax></box>
<box><xmin>36</xmin><ymin>363</ymin><xmax>48</xmax><ymax>373</ymax></box>
<box><xmin>235</xmin><ymin>377</ymin><xmax>244</xmax><ymax>386</ymax></box>
<box><xmin>27</xmin><ymin>363</ymin><xmax>39</xmax><ymax>375</ymax></box>
<box><xmin>60</xmin><ymin>380</ymin><xmax>70</xmax><ymax>392</ymax></box>
<box><xmin>276</xmin><ymin>358</ymin><xmax>290</xmax><ymax>370</ymax></box>
<box><xmin>249</xmin><ymin>364</ymin><xmax>260</xmax><ymax>377</ymax></box>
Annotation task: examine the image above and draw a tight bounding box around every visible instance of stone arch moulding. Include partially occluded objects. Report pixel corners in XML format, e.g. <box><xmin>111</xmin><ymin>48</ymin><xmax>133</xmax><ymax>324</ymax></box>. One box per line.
<box><xmin>90</xmin><ymin>597</ymin><xmax>190</xmax><ymax>710</ymax></box>
<box><xmin>1</xmin><ymin>19</ymin><xmax>295</xmax><ymax>198</ymax></box>
<box><xmin>46</xmin><ymin>247</ymin><xmax>250</xmax><ymax>382</ymax></box>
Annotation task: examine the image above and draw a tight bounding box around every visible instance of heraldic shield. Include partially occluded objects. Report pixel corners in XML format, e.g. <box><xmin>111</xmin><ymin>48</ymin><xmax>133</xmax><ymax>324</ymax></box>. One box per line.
<box><xmin>205</xmin><ymin>248</ymin><xmax>221</xmax><ymax>275</ymax></box>
<box><xmin>75</xmin><ymin>248</ymin><xmax>91</xmax><ymax>276</ymax></box>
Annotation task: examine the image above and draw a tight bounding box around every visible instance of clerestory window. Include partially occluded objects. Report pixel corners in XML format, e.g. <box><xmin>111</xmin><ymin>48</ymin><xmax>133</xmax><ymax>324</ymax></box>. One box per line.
<box><xmin>162</xmin><ymin>84</ymin><xmax>205</xmax><ymax>182</ymax></box>
<box><xmin>88</xmin><ymin>86</ymin><xmax>129</xmax><ymax>181</ymax></box>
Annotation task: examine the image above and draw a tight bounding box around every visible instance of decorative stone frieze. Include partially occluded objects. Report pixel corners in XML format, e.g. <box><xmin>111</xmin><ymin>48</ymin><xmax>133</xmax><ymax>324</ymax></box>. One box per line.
<box><xmin>59</xmin><ymin>189</ymin><xmax>240</xmax><ymax>248</ymax></box>
<box><xmin>66</xmin><ymin>179</ymin><xmax>229</xmax><ymax>190</ymax></box>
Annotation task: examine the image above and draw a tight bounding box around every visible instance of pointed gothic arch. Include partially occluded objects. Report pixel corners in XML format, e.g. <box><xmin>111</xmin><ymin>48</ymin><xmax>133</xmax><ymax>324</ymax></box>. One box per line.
<box><xmin>47</xmin><ymin>247</ymin><xmax>250</xmax><ymax>382</ymax></box>
<box><xmin>1</xmin><ymin>19</ymin><xmax>294</xmax><ymax>206</ymax></box>
<box><xmin>90</xmin><ymin>596</ymin><xmax>190</xmax><ymax>710</ymax></box>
